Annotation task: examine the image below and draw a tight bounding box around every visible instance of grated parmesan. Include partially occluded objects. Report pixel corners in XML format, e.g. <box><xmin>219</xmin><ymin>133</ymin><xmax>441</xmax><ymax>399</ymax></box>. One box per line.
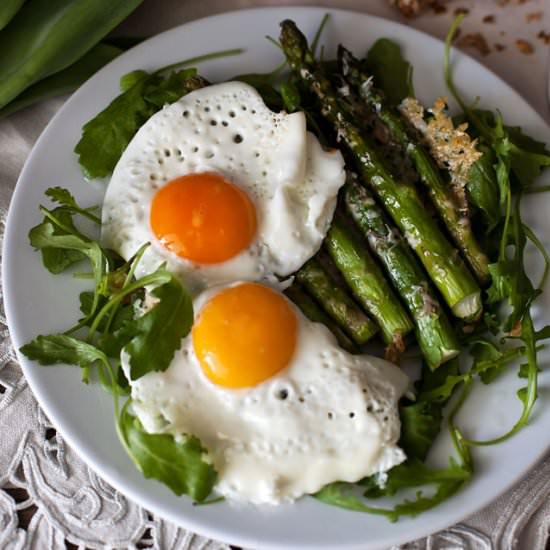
<box><xmin>399</xmin><ymin>96</ymin><xmax>482</xmax><ymax>205</ymax></box>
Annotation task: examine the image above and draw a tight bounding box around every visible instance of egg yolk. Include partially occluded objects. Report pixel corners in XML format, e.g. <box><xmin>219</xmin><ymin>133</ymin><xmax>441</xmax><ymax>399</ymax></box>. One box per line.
<box><xmin>192</xmin><ymin>283</ymin><xmax>297</xmax><ymax>388</ymax></box>
<box><xmin>150</xmin><ymin>172</ymin><xmax>257</xmax><ymax>264</ymax></box>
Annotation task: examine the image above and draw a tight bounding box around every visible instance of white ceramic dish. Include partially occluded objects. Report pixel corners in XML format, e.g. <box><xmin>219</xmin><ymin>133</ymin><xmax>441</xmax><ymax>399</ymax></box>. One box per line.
<box><xmin>3</xmin><ymin>7</ymin><xmax>550</xmax><ymax>550</ymax></box>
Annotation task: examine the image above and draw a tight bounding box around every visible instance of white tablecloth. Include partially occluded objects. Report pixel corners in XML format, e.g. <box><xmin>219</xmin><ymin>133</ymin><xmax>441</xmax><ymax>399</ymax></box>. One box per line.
<box><xmin>1</xmin><ymin>1</ymin><xmax>549</xmax><ymax>548</ymax></box>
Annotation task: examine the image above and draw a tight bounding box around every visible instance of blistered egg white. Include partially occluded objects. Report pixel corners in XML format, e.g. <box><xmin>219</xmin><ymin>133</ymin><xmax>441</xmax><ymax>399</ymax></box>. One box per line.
<box><xmin>125</xmin><ymin>284</ymin><xmax>409</xmax><ymax>506</ymax></box>
<box><xmin>102</xmin><ymin>82</ymin><xmax>345</xmax><ymax>292</ymax></box>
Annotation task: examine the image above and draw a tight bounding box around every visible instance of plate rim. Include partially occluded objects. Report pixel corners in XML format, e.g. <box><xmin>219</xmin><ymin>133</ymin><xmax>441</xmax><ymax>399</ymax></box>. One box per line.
<box><xmin>3</xmin><ymin>6</ymin><xmax>550</xmax><ymax>549</ymax></box>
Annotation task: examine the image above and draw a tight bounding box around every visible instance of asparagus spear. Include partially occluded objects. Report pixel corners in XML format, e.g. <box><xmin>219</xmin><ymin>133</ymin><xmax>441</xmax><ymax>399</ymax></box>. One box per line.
<box><xmin>325</xmin><ymin>215</ymin><xmax>413</xmax><ymax>349</ymax></box>
<box><xmin>345</xmin><ymin>175</ymin><xmax>460</xmax><ymax>368</ymax></box>
<box><xmin>279</xmin><ymin>20</ymin><xmax>482</xmax><ymax>321</ymax></box>
<box><xmin>296</xmin><ymin>257</ymin><xmax>379</xmax><ymax>344</ymax></box>
<box><xmin>337</xmin><ymin>46</ymin><xmax>490</xmax><ymax>284</ymax></box>
<box><xmin>284</xmin><ymin>283</ymin><xmax>358</xmax><ymax>353</ymax></box>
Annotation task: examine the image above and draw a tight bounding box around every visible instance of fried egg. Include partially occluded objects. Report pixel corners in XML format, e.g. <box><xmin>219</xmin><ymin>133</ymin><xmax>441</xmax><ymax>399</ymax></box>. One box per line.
<box><xmin>102</xmin><ymin>82</ymin><xmax>345</xmax><ymax>292</ymax></box>
<box><xmin>125</xmin><ymin>282</ymin><xmax>408</xmax><ymax>505</ymax></box>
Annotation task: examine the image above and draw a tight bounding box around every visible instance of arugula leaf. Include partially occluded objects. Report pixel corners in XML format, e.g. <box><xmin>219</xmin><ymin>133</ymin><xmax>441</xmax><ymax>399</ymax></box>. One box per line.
<box><xmin>45</xmin><ymin>187</ymin><xmax>80</xmax><ymax>209</ymax></box>
<box><xmin>392</xmin><ymin>359</ymin><xmax>458</xmax><ymax>463</ymax></box>
<box><xmin>362</xmin><ymin>458</ymin><xmax>470</xmax><ymax>498</ymax></box>
<box><xmin>79</xmin><ymin>291</ymin><xmax>135</xmax><ymax>342</ymax></box>
<box><xmin>30</xmin><ymin>208</ymin><xmax>87</xmax><ymax>274</ymax></box>
<box><xmin>233</xmin><ymin>61</ymin><xmax>286</xmax><ymax>111</ymax></box>
<box><xmin>74</xmin><ymin>75</ymin><xmax>156</xmax><ymax>179</ymax></box>
<box><xmin>398</xmin><ymin>401</ymin><xmax>443</xmax><ymax>461</ymax></box>
<box><xmin>120</xmin><ymin>69</ymin><xmax>149</xmax><ymax>92</ymax></box>
<box><xmin>115</xmin><ymin>273</ymin><xmax>193</xmax><ymax>380</ymax></box>
<box><xmin>20</xmin><ymin>334</ymin><xmax>108</xmax><ymax>368</ymax></box>
<box><xmin>535</xmin><ymin>325</ymin><xmax>550</xmax><ymax>341</ymax></box>
<box><xmin>280</xmin><ymin>81</ymin><xmax>301</xmax><ymax>112</ymax></box>
<box><xmin>365</xmin><ymin>38</ymin><xmax>414</xmax><ymax>106</ymax></box>
<box><xmin>418</xmin><ymin>345</ymin><xmax>527</xmax><ymax>404</ymax></box>
<box><xmin>315</xmin><ymin>483</ymin><xmax>391</xmax><ymax>516</ymax></box>
<box><xmin>507</xmin><ymin>130</ymin><xmax>550</xmax><ymax>189</ymax></box>
<box><xmin>29</xmin><ymin>209</ymin><xmax>107</xmax><ymax>323</ymax></box>
<box><xmin>522</xmin><ymin>223</ymin><xmax>550</xmax><ymax>290</ymax></box>
<box><xmin>316</xmin><ymin>456</ymin><xmax>470</xmax><ymax>522</ymax></box>
<box><xmin>486</xmin><ymin>195</ymin><xmax>539</xmax><ymax>331</ymax></box>
<box><xmin>75</xmin><ymin>70</ymin><xmax>206</xmax><ymax>179</ymax></box>
<box><xmin>119</xmin><ymin>403</ymin><xmax>216</xmax><ymax>501</ymax></box>
<box><xmin>466</xmin><ymin>144</ymin><xmax>500</xmax><ymax>229</ymax></box>
<box><xmin>45</xmin><ymin>186</ymin><xmax>101</xmax><ymax>224</ymax></box>
<box><xmin>75</xmin><ymin>48</ymin><xmax>244</xmax><ymax>179</ymax></box>
<box><xmin>470</xmin><ymin>338</ymin><xmax>508</xmax><ymax>384</ymax></box>
<box><xmin>142</xmin><ymin>68</ymin><xmax>198</xmax><ymax>108</ymax></box>
<box><xmin>464</xmin><ymin>312</ymin><xmax>540</xmax><ymax>446</ymax></box>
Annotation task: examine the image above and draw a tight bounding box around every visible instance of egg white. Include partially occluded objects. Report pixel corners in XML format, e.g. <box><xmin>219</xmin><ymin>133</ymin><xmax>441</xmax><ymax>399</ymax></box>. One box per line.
<box><xmin>102</xmin><ymin>82</ymin><xmax>345</xmax><ymax>293</ymax></box>
<box><xmin>125</xmin><ymin>283</ymin><xmax>409</xmax><ymax>505</ymax></box>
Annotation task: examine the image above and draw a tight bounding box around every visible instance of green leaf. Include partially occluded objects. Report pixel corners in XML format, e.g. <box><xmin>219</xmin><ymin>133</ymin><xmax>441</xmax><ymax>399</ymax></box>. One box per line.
<box><xmin>0</xmin><ymin>43</ymin><xmax>123</xmax><ymax>120</ymax></box>
<box><xmin>29</xmin><ymin>209</ymin><xmax>107</xmax><ymax>320</ymax></box>
<box><xmin>316</xmin><ymin>456</ymin><xmax>470</xmax><ymax>522</ymax></box>
<box><xmin>0</xmin><ymin>0</ymin><xmax>144</xmax><ymax>109</ymax></box>
<box><xmin>507</xmin><ymin>126</ymin><xmax>550</xmax><ymax>189</ymax></box>
<box><xmin>535</xmin><ymin>325</ymin><xmax>550</xmax><ymax>341</ymax></box>
<box><xmin>45</xmin><ymin>187</ymin><xmax>79</xmax><ymax>208</ymax></box>
<box><xmin>143</xmin><ymin>68</ymin><xmax>198</xmax><ymax>107</ymax></box>
<box><xmin>29</xmin><ymin>216</ymin><xmax>105</xmax><ymax>281</ymax></box>
<box><xmin>74</xmin><ymin>76</ymin><xmax>155</xmax><ymax>179</ymax></box>
<box><xmin>119</xmin><ymin>404</ymin><xmax>216</xmax><ymax>501</ymax></box>
<box><xmin>76</xmin><ymin>48</ymin><xmax>244</xmax><ymax>179</ymax></box>
<box><xmin>44</xmin><ymin>186</ymin><xmax>101</xmax><ymax>224</ymax></box>
<box><xmin>74</xmin><ymin>69</ymin><xmax>203</xmax><ymax>179</ymax></box>
<box><xmin>280</xmin><ymin>81</ymin><xmax>301</xmax><ymax>112</ymax></box>
<box><xmin>0</xmin><ymin>0</ymin><xmax>25</xmax><ymax>31</ymax></box>
<box><xmin>315</xmin><ymin>483</ymin><xmax>392</xmax><ymax>517</ymax></box>
<box><xmin>79</xmin><ymin>290</ymin><xmax>134</xmax><ymax>341</ymax></box>
<box><xmin>486</xmin><ymin>195</ymin><xmax>538</xmax><ymax>331</ymax></box>
<box><xmin>398</xmin><ymin>359</ymin><xmax>460</xmax><ymax>461</ymax></box>
<box><xmin>362</xmin><ymin>458</ymin><xmax>470</xmax><ymax>498</ymax></box>
<box><xmin>465</xmin><ymin>312</ymin><xmax>540</xmax><ymax>446</ymax></box>
<box><xmin>233</xmin><ymin>60</ymin><xmax>286</xmax><ymax>111</ymax></box>
<box><xmin>30</xmin><ymin>208</ymin><xmax>87</xmax><ymax>274</ymax></box>
<box><xmin>120</xmin><ymin>69</ymin><xmax>149</xmax><ymax>92</ymax></box>
<box><xmin>119</xmin><ymin>274</ymin><xmax>193</xmax><ymax>380</ymax></box>
<box><xmin>471</xmin><ymin>339</ymin><xmax>506</xmax><ymax>384</ymax></box>
<box><xmin>365</xmin><ymin>38</ymin><xmax>414</xmax><ymax>105</ymax></box>
<box><xmin>20</xmin><ymin>334</ymin><xmax>108</xmax><ymax>368</ymax></box>
<box><xmin>399</xmin><ymin>401</ymin><xmax>443</xmax><ymax>461</ymax></box>
<box><xmin>466</xmin><ymin>144</ymin><xmax>500</xmax><ymax>228</ymax></box>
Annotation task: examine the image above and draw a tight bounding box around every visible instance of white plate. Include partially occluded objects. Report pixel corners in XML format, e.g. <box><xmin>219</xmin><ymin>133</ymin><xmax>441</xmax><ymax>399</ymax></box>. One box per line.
<box><xmin>3</xmin><ymin>7</ymin><xmax>550</xmax><ymax>550</ymax></box>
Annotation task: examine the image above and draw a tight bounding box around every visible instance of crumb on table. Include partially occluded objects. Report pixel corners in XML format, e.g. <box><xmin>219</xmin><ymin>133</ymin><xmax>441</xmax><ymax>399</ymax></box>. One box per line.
<box><xmin>516</xmin><ymin>39</ymin><xmax>535</xmax><ymax>54</ymax></box>
<box><xmin>457</xmin><ymin>33</ymin><xmax>491</xmax><ymax>56</ymax></box>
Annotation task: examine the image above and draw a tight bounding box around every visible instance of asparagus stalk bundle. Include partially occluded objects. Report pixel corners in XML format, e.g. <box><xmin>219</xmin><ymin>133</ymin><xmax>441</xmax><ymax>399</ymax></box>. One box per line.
<box><xmin>325</xmin><ymin>214</ymin><xmax>413</xmax><ymax>351</ymax></box>
<box><xmin>337</xmin><ymin>46</ymin><xmax>490</xmax><ymax>284</ymax></box>
<box><xmin>296</xmin><ymin>257</ymin><xmax>379</xmax><ymax>344</ymax></box>
<box><xmin>284</xmin><ymin>283</ymin><xmax>358</xmax><ymax>353</ymax></box>
<box><xmin>345</xmin><ymin>174</ymin><xmax>460</xmax><ymax>368</ymax></box>
<box><xmin>279</xmin><ymin>20</ymin><xmax>482</xmax><ymax>321</ymax></box>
